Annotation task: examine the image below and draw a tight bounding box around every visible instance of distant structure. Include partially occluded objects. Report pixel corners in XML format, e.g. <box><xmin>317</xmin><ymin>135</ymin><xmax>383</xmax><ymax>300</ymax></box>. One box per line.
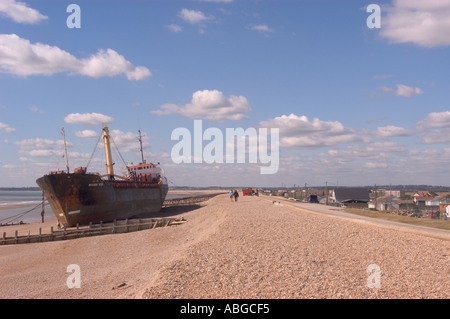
<box><xmin>329</xmin><ymin>187</ymin><xmax>370</xmax><ymax>208</ymax></box>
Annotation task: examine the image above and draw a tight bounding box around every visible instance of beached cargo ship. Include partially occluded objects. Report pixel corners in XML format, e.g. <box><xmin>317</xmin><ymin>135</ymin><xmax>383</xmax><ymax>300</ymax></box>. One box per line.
<box><xmin>36</xmin><ymin>125</ymin><xmax>168</xmax><ymax>227</ymax></box>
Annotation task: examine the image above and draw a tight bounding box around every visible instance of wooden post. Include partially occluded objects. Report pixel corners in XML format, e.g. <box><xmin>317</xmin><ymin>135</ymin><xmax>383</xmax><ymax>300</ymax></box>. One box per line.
<box><xmin>2</xmin><ymin>232</ymin><xmax>6</xmax><ymax>245</ymax></box>
<box><xmin>50</xmin><ymin>226</ymin><xmax>54</xmax><ymax>241</ymax></box>
<box><xmin>15</xmin><ymin>230</ymin><xmax>18</xmax><ymax>244</ymax></box>
<box><xmin>39</xmin><ymin>228</ymin><xmax>42</xmax><ymax>242</ymax></box>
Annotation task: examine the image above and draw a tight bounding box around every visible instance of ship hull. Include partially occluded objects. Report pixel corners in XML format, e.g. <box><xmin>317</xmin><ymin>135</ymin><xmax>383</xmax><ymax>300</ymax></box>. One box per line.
<box><xmin>36</xmin><ymin>172</ymin><xmax>168</xmax><ymax>227</ymax></box>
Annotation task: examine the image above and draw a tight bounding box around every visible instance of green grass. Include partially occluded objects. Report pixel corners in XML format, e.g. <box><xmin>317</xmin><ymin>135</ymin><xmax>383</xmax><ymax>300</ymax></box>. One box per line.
<box><xmin>344</xmin><ymin>208</ymin><xmax>450</xmax><ymax>231</ymax></box>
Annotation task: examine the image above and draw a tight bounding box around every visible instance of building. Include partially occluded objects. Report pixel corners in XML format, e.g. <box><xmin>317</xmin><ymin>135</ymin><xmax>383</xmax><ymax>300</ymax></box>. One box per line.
<box><xmin>330</xmin><ymin>188</ymin><xmax>370</xmax><ymax>208</ymax></box>
<box><xmin>413</xmin><ymin>191</ymin><xmax>438</xmax><ymax>206</ymax></box>
<box><xmin>369</xmin><ymin>195</ymin><xmax>400</xmax><ymax>211</ymax></box>
<box><xmin>439</xmin><ymin>198</ymin><xmax>450</xmax><ymax>213</ymax></box>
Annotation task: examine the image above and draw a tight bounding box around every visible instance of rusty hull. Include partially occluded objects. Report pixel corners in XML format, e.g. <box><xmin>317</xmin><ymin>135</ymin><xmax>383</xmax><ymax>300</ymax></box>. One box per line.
<box><xmin>36</xmin><ymin>172</ymin><xmax>169</xmax><ymax>227</ymax></box>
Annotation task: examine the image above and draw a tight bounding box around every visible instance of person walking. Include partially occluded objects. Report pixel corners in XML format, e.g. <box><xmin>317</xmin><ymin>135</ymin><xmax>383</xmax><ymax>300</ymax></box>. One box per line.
<box><xmin>234</xmin><ymin>190</ymin><xmax>239</xmax><ymax>202</ymax></box>
<box><xmin>229</xmin><ymin>190</ymin><xmax>234</xmax><ymax>202</ymax></box>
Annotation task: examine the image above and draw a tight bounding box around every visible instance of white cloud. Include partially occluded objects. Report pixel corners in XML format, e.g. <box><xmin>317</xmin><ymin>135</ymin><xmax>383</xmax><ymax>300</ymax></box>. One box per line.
<box><xmin>249</xmin><ymin>24</ymin><xmax>274</xmax><ymax>34</ymax></box>
<box><xmin>109</xmin><ymin>129</ymin><xmax>150</xmax><ymax>153</ymax></box>
<box><xmin>0</xmin><ymin>0</ymin><xmax>47</xmax><ymax>24</ymax></box>
<box><xmin>0</xmin><ymin>122</ymin><xmax>16</xmax><ymax>133</ymax></box>
<box><xmin>178</xmin><ymin>8</ymin><xmax>212</xmax><ymax>24</ymax></box>
<box><xmin>15</xmin><ymin>138</ymin><xmax>70</xmax><ymax>157</ymax></box>
<box><xmin>381</xmin><ymin>84</ymin><xmax>424</xmax><ymax>97</ymax></box>
<box><xmin>376</xmin><ymin>125</ymin><xmax>414</xmax><ymax>138</ymax></box>
<box><xmin>416</xmin><ymin>111</ymin><xmax>450</xmax><ymax>144</ymax></box>
<box><xmin>64</xmin><ymin>113</ymin><xmax>114</xmax><ymax>125</ymax></box>
<box><xmin>258</xmin><ymin>113</ymin><xmax>360</xmax><ymax>148</ymax></box>
<box><xmin>79</xmin><ymin>49</ymin><xmax>151</xmax><ymax>80</ymax></box>
<box><xmin>75</xmin><ymin>130</ymin><xmax>100</xmax><ymax>138</ymax></box>
<box><xmin>420</xmin><ymin>128</ymin><xmax>450</xmax><ymax>144</ymax></box>
<box><xmin>417</xmin><ymin>111</ymin><xmax>450</xmax><ymax>129</ymax></box>
<box><xmin>0</xmin><ymin>34</ymin><xmax>151</xmax><ymax>80</ymax></box>
<box><xmin>167</xmin><ymin>24</ymin><xmax>182</xmax><ymax>33</ymax></box>
<box><xmin>152</xmin><ymin>89</ymin><xmax>251</xmax><ymax>122</ymax></box>
<box><xmin>380</xmin><ymin>0</ymin><xmax>450</xmax><ymax>47</ymax></box>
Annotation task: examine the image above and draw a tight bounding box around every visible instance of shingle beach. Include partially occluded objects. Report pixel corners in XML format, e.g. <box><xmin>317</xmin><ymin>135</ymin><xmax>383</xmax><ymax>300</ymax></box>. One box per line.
<box><xmin>0</xmin><ymin>193</ymin><xmax>448</xmax><ymax>299</ymax></box>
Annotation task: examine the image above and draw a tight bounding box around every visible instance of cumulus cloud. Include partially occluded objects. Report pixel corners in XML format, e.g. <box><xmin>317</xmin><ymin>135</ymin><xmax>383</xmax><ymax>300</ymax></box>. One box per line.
<box><xmin>381</xmin><ymin>84</ymin><xmax>424</xmax><ymax>97</ymax></box>
<box><xmin>420</xmin><ymin>128</ymin><xmax>450</xmax><ymax>144</ymax></box>
<box><xmin>417</xmin><ymin>111</ymin><xmax>450</xmax><ymax>129</ymax></box>
<box><xmin>64</xmin><ymin>113</ymin><xmax>114</xmax><ymax>125</ymax></box>
<box><xmin>0</xmin><ymin>122</ymin><xmax>16</xmax><ymax>133</ymax></box>
<box><xmin>79</xmin><ymin>49</ymin><xmax>151</xmax><ymax>80</ymax></box>
<box><xmin>178</xmin><ymin>8</ymin><xmax>214</xmax><ymax>33</ymax></box>
<box><xmin>152</xmin><ymin>89</ymin><xmax>252</xmax><ymax>122</ymax></box>
<box><xmin>380</xmin><ymin>0</ymin><xmax>450</xmax><ymax>47</ymax></box>
<box><xmin>258</xmin><ymin>113</ymin><xmax>360</xmax><ymax>148</ymax></box>
<box><xmin>15</xmin><ymin>138</ymin><xmax>70</xmax><ymax>157</ymax></box>
<box><xmin>178</xmin><ymin>8</ymin><xmax>212</xmax><ymax>24</ymax></box>
<box><xmin>416</xmin><ymin>111</ymin><xmax>450</xmax><ymax>144</ymax></box>
<box><xmin>376</xmin><ymin>125</ymin><xmax>414</xmax><ymax>138</ymax></box>
<box><xmin>0</xmin><ymin>0</ymin><xmax>47</xmax><ymax>24</ymax></box>
<box><xmin>0</xmin><ymin>34</ymin><xmax>151</xmax><ymax>80</ymax></box>
<box><xmin>109</xmin><ymin>129</ymin><xmax>150</xmax><ymax>153</ymax></box>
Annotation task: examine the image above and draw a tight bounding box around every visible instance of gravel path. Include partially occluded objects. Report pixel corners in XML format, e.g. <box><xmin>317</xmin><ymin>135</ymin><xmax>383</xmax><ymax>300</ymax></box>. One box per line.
<box><xmin>142</xmin><ymin>195</ymin><xmax>449</xmax><ymax>299</ymax></box>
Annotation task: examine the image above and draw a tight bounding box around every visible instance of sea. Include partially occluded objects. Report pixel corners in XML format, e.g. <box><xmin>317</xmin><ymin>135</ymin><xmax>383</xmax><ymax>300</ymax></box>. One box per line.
<box><xmin>0</xmin><ymin>190</ymin><xmax>52</xmax><ymax>225</ymax></box>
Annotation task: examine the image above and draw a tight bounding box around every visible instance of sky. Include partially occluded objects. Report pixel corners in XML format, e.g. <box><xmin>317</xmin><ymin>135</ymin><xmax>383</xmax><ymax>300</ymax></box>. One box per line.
<box><xmin>1</xmin><ymin>0</ymin><xmax>450</xmax><ymax>188</ymax></box>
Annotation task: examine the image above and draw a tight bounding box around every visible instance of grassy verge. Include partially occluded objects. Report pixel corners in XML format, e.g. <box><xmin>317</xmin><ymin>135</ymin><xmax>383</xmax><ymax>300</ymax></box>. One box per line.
<box><xmin>344</xmin><ymin>208</ymin><xmax>450</xmax><ymax>231</ymax></box>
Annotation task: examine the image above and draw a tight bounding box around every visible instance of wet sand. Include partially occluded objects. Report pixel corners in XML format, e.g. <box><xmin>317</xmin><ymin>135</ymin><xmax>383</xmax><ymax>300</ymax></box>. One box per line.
<box><xmin>0</xmin><ymin>193</ymin><xmax>448</xmax><ymax>299</ymax></box>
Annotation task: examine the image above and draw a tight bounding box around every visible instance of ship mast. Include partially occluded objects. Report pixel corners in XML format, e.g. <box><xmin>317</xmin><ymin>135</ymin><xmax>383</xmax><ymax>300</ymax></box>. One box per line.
<box><xmin>138</xmin><ymin>129</ymin><xmax>145</xmax><ymax>164</ymax></box>
<box><xmin>102</xmin><ymin>124</ymin><xmax>115</xmax><ymax>179</ymax></box>
<box><xmin>61</xmin><ymin>127</ymin><xmax>69</xmax><ymax>173</ymax></box>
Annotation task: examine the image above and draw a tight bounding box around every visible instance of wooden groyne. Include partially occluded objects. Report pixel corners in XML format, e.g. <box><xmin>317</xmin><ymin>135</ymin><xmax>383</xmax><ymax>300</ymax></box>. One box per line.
<box><xmin>1</xmin><ymin>217</ymin><xmax>186</xmax><ymax>246</ymax></box>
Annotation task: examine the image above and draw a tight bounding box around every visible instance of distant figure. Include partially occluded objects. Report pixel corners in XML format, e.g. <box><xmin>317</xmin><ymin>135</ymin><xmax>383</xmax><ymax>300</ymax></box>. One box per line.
<box><xmin>57</xmin><ymin>221</ymin><xmax>61</xmax><ymax>230</ymax></box>
<box><xmin>229</xmin><ymin>190</ymin><xmax>234</xmax><ymax>202</ymax></box>
<box><xmin>234</xmin><ymin>190</ymin><xmax>239</xmax><ymax>202</ymax></box>
<box><xmin>41</xmin><ymin>209</ymin><xmax>45</xmax><ymax>223</ymax></box>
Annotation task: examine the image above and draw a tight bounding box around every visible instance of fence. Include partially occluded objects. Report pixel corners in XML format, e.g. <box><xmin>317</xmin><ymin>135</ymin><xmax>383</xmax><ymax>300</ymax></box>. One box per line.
<box><xmin>1</xmin><ymin>217</ymin><xmax>186</xmax><ymax>246</ymax></box>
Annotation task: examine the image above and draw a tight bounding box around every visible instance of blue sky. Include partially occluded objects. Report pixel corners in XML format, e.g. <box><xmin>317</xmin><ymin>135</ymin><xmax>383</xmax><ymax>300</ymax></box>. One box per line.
<box><xmin>1</xmin><ymin>0</ymin><xmax>450</xmax><ymax>188</ymax></box>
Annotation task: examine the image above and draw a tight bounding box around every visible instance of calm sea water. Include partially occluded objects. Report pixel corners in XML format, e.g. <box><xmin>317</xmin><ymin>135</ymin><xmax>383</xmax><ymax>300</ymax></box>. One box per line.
<box><xmin>0</xmin><ymin>190</ymin><xmax>53</xmax><ymax>224</ymax></box>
